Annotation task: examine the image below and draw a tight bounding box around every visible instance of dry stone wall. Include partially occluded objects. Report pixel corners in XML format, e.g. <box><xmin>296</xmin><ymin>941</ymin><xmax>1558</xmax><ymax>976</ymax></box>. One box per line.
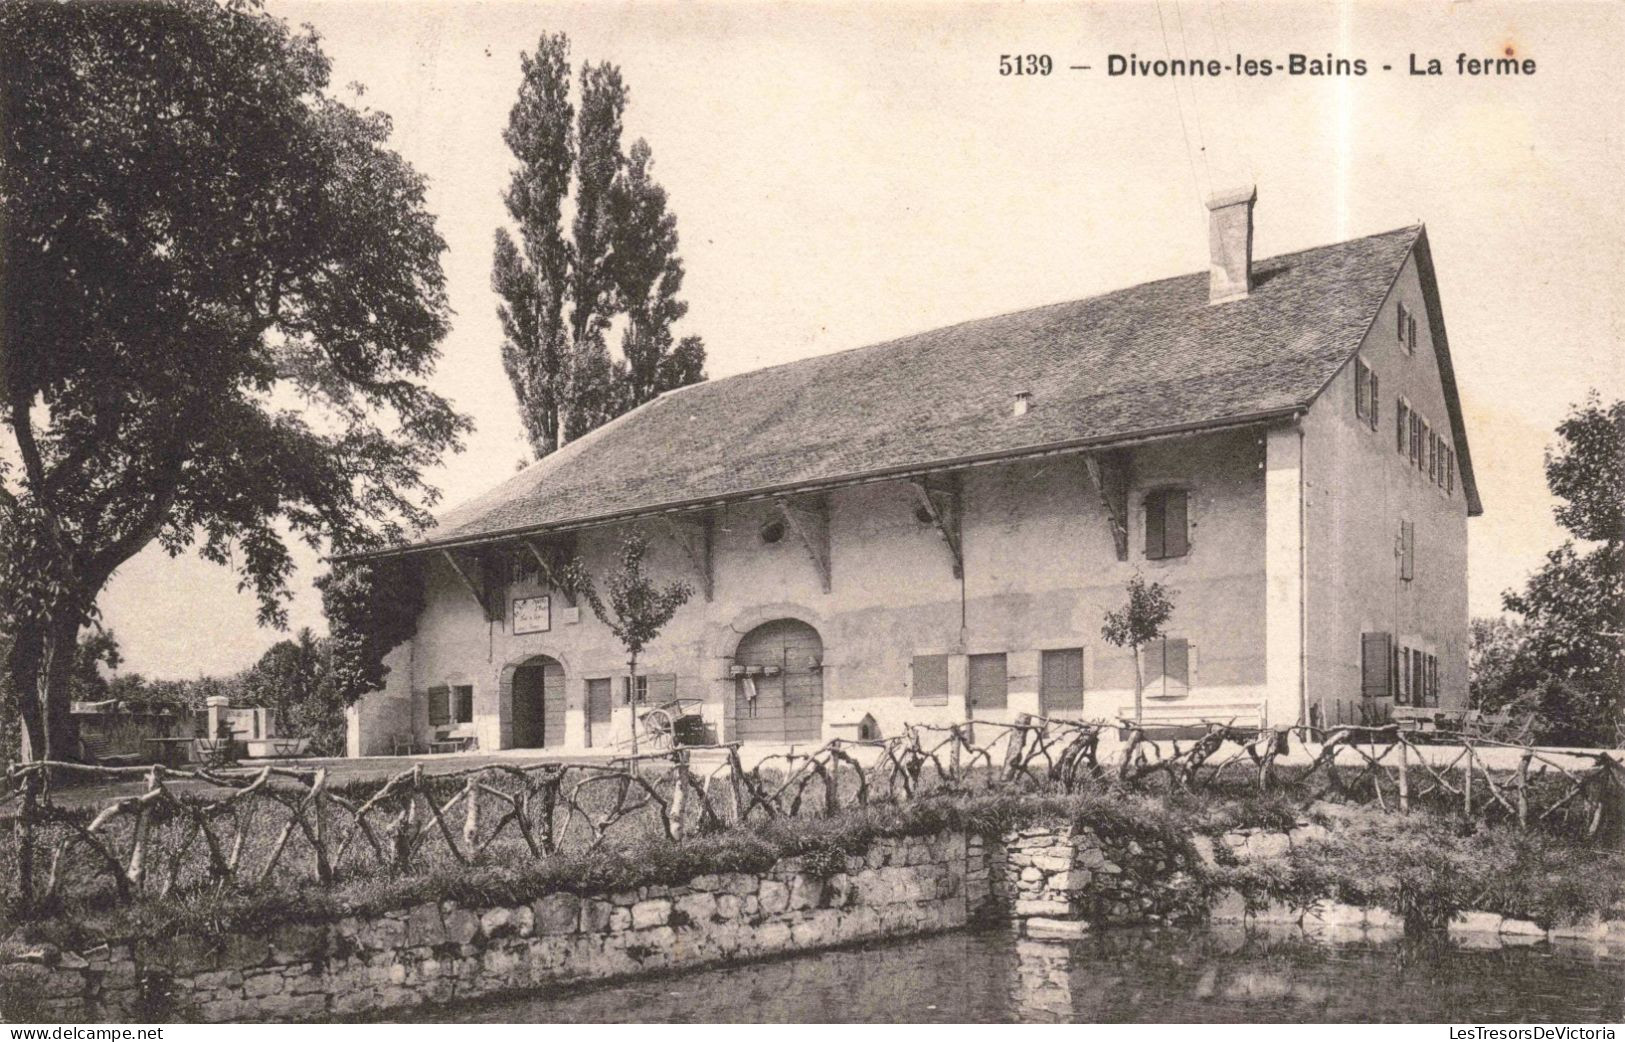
<box><xmin>994</xmin><ymin>823</ymin><xmax>1205</xmax><ymax>927</ymax></box>
<box><xmin>0</xmin><ymin>833</ymin><xmax>969</xmax><ymax>1023</ymax></box>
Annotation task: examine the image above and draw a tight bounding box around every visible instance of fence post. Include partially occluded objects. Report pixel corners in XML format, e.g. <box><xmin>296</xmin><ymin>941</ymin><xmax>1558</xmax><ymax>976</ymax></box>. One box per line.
<box><xmin>1396</xmin><ymin>738</ymin><xmax>1410</xmax><ymax>814</ymax></box>
<box><xmin>15</xmin><ymin>768</ymin><xmax>36</xmax><ymax>906</ymax></box>
<box><xmin>669</xmin><ymin>752</ymin><xmax>689</xmax><ymax>840</ymax></box>
<box><xmin>310</xmin><ymin>768</ymin><xmax>331</xmax><ymax>884</ymax></box>
<box><xmin>1516</xmin><ymin>750</ymin><xmax>1532</xmax><ymax>830</ymax></box>
<box><xmin>1597</xmin><ymin>754</ymin><xmax>1625</xmax><ymax>849</ymax></box>
<box><xmin>727</xmin><ymin>748</ymin><xmax>747</xmax><ymax>824</ymax></box>
<box><xmin>1462</xmin><ymin>743</ymin><xmax>1473</xmax><ymax>818</ymax></box>
<box><xmin>1001</xmin><ymin>715</ymin><xmax>1030</xmax><ymax>782</ymax></box>
<box><xmin>127</xmin><ymin>766</ymin><xmax>159</xmax><ymax>891</ymax></box>
<box><xmin>462</xmin><ymin>772</ymin><xmax>481</xmax><ymax>849</ymax></box>
<box><xmin>394</xmin><ymin>765</ymin><xmax>421</xmax><ymax>870</ymax></box>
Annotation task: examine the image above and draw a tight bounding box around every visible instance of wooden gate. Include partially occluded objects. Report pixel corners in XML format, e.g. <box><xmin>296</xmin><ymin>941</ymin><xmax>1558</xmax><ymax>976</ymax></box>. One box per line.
<box><xmin>733</xmin><ymin>619</ymin><xmax>824</xmax><ymax>743</ymax></box>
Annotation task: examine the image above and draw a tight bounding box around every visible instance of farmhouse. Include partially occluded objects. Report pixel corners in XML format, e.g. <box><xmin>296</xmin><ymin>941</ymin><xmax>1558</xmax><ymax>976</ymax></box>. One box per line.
<box><xmin>346</xmin><ymin>189</ymin><xmax>1481</xmax><ymax>757</ymax></box>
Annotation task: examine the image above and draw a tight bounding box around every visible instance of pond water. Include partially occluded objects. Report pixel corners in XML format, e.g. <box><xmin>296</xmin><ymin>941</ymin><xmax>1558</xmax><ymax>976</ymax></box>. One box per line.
<box><xmin>404</xmin><ymin>925</ymin><xmax>1625</xmax><ymax>1023</ymax></box>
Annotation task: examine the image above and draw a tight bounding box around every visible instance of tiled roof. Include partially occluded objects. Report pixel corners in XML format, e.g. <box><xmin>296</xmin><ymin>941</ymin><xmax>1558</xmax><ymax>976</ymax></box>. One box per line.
<box><xmin>414</xmin><ymin>225</ymin><xmax>1437</xmax><ymax>550</ymax></box>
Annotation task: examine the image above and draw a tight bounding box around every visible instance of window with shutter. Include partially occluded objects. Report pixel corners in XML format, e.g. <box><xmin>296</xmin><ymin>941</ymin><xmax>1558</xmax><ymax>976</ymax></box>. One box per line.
<box><xmin>1039</xmin><ymin>648</ymin><xmax>1084</xmax><ymax>714</ymax></box>
<box><xmin>911</xmin><ymin>655</ymin><xmax>950</xmax><ymax>706</ymax></box>
<box><xmin>1397</xmin><ymin>647</ymin><xmax>1411</xmax><ymax>705</ymax></box>
<box><xmin>1420</xmin><ymin>419</ymin><xmax>1431</xmax><ymax>473</ymax></box>
<box><xmin>1410</xmin><ymin>414</ymin><xmax>1422</xmax><ymax>466</ymax></box>
<box><xmin>1144</xmin><ymin>489</ymin><xmax>1189</xmax><ymax>560</ymax></box>
<box><xmin>1411</xmin><ymin>649</ymin><xmax>1424</xmax><ymax>707</ymax></box>
<box><xmin>453</xmin><ymin>685</ymin><xmax>474</xmax><ymax>724</ymax></box>
<box><xmin>1354</xmin><ymin>359</ymin><xmax>1369</xmax><ymax>421</ymax></box>
<box><xmin>1447</xmin><ymin>449</ymin><xmax>1456</xmax><ymax>494</ymax></box>
<box><xmin>1400</xmin><ymin>520</ymin><xmax>1415</xmax><ymax>581</ymax></box>
<box><xmin>427</xmin><ymin>685</ymin><xmax>450</xmax><ymax>726</ymax></box>
<box><xmin>1408</xmin><ymin>315</ymin><xmax>1418</xmax><ymax>352</ymax></box>
<box><xmin>1144</xmin><ymin>491</ymin><xmax>1166</xmax><ymax>560</ymax></box>
<box><xmin>1397</xmin><ymin>400</ymin><xmax>1410</xmax><ymax>456</ymax></box>
<box><xmin>1361</xmin><ymin>633</ymin><xmax>1393</xmax><ymax>701</ymax></box>
<box><xmin>1397</xmin><ymin>302</ymin><xmax>1408</xmax><ymax>344</ymax></box>
<box><xmin>1165</xmin><ymin>491</ymin><xmax>1189</xmax><ymax>557</ymax></box>
<box><xmin>968</xmin><ymin>652</ymin><xmax>1008</xmax><ymax>711</ymax></box>
<box><xmin>1369</xmin><ymin>371</ymin><xmax>1379</xmax><ymax>430</ymax></box>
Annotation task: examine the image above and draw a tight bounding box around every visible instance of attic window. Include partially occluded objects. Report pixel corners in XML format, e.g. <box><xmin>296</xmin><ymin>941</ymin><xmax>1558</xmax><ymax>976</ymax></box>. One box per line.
<box><xmin>1397</xmin><ymin>302</ymin><xmax>1414</xmax><ymax>353</ymax></box>
<box><xmin>1012</xmin><ymin>391</ymin><xmax>1033</xmax><ymax>417</ymax></box>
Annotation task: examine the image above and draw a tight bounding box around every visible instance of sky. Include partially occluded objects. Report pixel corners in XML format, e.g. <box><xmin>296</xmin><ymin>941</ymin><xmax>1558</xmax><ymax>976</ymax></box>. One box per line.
<box><xmin>99</xmin><ymin>0</ymin><xmax>1625</xmax><ymax>679</ymax></box>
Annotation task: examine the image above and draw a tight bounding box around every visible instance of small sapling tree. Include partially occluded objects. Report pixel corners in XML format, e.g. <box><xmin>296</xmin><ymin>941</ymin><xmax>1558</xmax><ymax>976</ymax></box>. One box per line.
<box><xmin>1102</xmin><ymin>574</ymin><xmax>1176</xmax><ymax>725</ymax></box>
<box><xmin>560</xmin><ymin>531</ymin><xmax>691</xmax><ymax>752</ymax></box>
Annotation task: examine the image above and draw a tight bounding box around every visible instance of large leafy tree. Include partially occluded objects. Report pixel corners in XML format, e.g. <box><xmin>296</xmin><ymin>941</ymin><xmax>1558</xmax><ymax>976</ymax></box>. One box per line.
<box><xmin>1475</xmin><ymin>394</ymin><xmax>1623</xmax><ymax>745</ymax></box>
<box><xmin>0</xmin><ymin>0</ymin><xmax>467</xmax><ymax>761</ymax></box>
<box><xmin>494</xmin><ymin>32</ymin><xmax>706</xmax><ymax>460</ymax></box>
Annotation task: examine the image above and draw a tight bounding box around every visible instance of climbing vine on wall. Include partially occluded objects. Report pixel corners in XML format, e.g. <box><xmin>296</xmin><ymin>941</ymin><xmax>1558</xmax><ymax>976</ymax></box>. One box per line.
<box><xmin>318</xmin><ymin>556</ymin><xmax>424</xmax><ymax>705</ymax></box>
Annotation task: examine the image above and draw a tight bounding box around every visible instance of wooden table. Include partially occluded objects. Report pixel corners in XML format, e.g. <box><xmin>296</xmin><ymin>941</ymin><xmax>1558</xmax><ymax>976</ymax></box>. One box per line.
<box><xmin>143</xmin><ymin>737</ymin><xmax>200</xmax><ymax>767</ymax></box>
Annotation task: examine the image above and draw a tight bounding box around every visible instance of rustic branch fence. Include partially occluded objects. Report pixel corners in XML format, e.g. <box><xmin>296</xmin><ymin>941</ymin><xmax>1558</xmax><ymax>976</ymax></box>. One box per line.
<box><xmin>4</xmin><ymin>717</ymin><xmax>1621</xmax><ymax>910</ymax></box>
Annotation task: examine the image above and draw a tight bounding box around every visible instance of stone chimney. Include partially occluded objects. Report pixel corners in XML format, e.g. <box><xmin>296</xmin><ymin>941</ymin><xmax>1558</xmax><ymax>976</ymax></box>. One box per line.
<box><xmin>1206</xmin><ymin>184</ymin><xmax>1257</xmax><ymax>303</ymax></box>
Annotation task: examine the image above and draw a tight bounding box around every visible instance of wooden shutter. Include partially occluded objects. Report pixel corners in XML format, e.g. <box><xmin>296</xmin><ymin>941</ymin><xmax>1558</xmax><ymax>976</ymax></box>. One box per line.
<box><xmin>1408</xmin><ymin>315</ymin><xmax>1418</xmax><ymax>352</ymax></box>
<box><xmin>1165</xmin><ymin>491</ymin><xmax>1190</xmax><ymax>557</ymax></box>
<box><xmin>1040</xmin><ymin>648</ymin><xmax>1084</xmax><ymax>714</ymax></box>
<box><xmin>427</xmin><ymin>685</ymin><xmax>450</xmax><ymax>726</ymax></box>
<box><xmin>586</xmin><ymin>678</ymin><xmax>613</xmax><ymax>725</ymax></box>
<box><xmin>1354</xmin><ymin>359</ymin><xmax>1367</xmax><ymax>419</ymax></box>
<box><xmin>1397</xmin><ymin>401</ymin><xmax>1409</xmax><ymax>455</ymax></box>
<box><xmin>1361</xmin><ymin>633</ymin><xmax>1393</xmax><ymax>700</ymax></box>
<box><xmin>1144</xmin><ymin>491</ymin><xmax>1166</xmax><ymax>560</ymax></box>
<box><xmin>968</xmin><ymin>652</ymin><xmax>1008</xmax><ymax>711</ymax></box>
<box><xmin>646</xmin><ymin>673</ymin><xmax>677</xmax><ymax>705</ymax></box>
<box><xmin>911</xmin><ymin>655</ymin><xmax>950</xmax><ymax>706</ymax></box>
<box><xmin>1397</xmin><ymin>302</ymin><xmax>1406</xmax><ymax>342</ymax></box>
<box><xmin>1162</xmin><ymin>638</ymin><xmax>1190</xmax><ymax>698</ymax></box>
<box><xmin>1369</xmin><ymin>372</ymin><xmax>1379</xmax><ymax>429</ymax></box>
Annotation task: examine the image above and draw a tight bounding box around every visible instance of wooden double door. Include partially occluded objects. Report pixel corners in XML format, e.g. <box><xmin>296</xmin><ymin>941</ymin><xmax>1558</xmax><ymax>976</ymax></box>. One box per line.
<box><xmin>733</xmin><ymin>619</ymin><xmax>824</xmax><ymax>744</ymax></box>
<box><xmin>511</xmin><ymin>656</ymin><xmax>566</xmax><ymax>748</ymax></box>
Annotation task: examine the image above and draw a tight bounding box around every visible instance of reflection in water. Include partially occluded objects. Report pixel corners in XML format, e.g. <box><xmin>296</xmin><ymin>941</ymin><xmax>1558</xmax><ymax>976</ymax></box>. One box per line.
<box><xmin>398</xmin><ymin>925</ymin><xmax>1625</xmax><ymax>1024</ymax></box>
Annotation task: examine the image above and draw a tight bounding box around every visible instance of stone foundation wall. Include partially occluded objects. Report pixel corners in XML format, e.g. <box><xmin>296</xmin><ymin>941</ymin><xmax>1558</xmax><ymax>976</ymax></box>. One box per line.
<box><xmin>994</xmin><ymin>823</ymin><xmax>1204</xmax><ymax>927</ymax></box>
<box><xmin>1</xmin><ymin>833</ymin><xmax>969</xmax><ymax>1023</ymax></box>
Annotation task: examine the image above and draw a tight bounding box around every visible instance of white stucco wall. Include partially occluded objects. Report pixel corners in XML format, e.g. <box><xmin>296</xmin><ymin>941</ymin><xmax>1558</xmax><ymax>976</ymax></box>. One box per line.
<box><xmin>349</xmin><ymin>427</ymin><xmax>1278</xmax><ymax>754</ymax></box>
<box><xmin>1301</xmin><ymin>250</ymin><xmax>1473</xmax><ymax>724</ymax></box>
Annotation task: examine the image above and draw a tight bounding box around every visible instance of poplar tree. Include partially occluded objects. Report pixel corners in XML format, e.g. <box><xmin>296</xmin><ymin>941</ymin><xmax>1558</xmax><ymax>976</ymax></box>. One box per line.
<box><xmin>494</xmin><ymin>33</ymin><xmax>706</xmax><ymax>460</ymax></box>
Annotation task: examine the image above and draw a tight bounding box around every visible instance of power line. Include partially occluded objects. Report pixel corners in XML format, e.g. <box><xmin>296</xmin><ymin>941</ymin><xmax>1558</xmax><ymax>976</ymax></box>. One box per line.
<box><xmin>1155</xmin><ymin>0</ymin><xmax>1205</xmax><ymax>204</ymax></box>
<box><xmin>1171</xmin><ymin>0</ymin><xmax>1214</xmax><ymax>189</ymax></box>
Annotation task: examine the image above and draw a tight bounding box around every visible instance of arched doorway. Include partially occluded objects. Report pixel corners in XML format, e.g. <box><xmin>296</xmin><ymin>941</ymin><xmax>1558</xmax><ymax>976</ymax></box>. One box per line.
<box><xmin>733</xmin><ymin>619</ymin><xmax>823</xmax><ymax>743</ymax></box>
<box><xmin>511</xmin><ymin>655</ymin><xmax>566</xmax><ymax>748</ymax></box>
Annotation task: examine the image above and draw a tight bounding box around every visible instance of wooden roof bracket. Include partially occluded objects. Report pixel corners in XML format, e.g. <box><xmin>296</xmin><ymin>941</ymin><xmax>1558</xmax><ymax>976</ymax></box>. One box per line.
<box><xmin>658</xmin><ymin>511</ymin><xmax>715</xmax><ymax>602</ymax></box>
<box><xmin>440</xmin><ymin>549</ymin><xmax>493</xmax><ymax>618</ymax></box>
<box><xmin>775</xmin><ymin>495</ymin><xmax>831</xmax><ymax>593</ymax></box>
<box><xmin>522</xmin><ymin>534</ymin><xmax>578</xmax><ymax>607</ymax></box>
<box><xmin>1083</xmin><ymin>451</ymin><xmax>1130</xmax><ymax>561</ymax></box>
<box><xmin>908</xmin><ymin>473</ymin><xmax>963</xmax><ymax>579</ymax></box>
